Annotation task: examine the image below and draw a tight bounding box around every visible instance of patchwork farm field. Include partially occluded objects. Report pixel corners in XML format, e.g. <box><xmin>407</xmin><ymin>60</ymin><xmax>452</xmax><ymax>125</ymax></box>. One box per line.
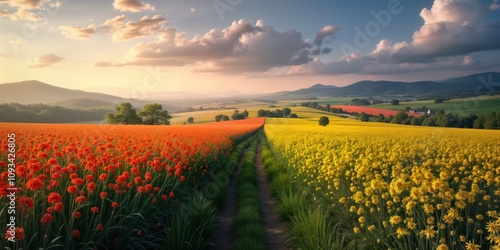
<box><xmin>2</xmin><ymin>107</ymin><xmax>500</xmax><ymax>249</ymax></box>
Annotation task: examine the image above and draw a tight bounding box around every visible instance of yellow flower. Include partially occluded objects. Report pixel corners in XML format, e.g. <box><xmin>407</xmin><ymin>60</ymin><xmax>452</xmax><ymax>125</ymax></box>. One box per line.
<box><xmin>353</xmin><ymin>227</ymin><xmax>360</xmax><ymax>234</ymax></box>
<box><xmin>486</xmin><ymin>220</ymin><xmax>500</xmax><ymax>234</ymax></box>
<box><xmin>389</xmin><ymin>215</ymin><xmax>402</xmax><ymax>225</ymax></box>
<box><xmin>465</xmin><ymin>241</ymin><xmax>480</xmax><ymax>250</ymax></box>
<box><xmin>436</xmin><ymin>243</ymin><xmax>448</xmax><ymax>250</ymax></box>
<box><xmin>420</xmin><ymin>225</ymin><xmax>437</xmax><ymax>239</ymax></box>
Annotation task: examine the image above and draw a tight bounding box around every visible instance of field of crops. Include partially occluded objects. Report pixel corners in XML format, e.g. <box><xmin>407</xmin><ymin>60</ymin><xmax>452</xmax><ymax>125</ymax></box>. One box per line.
<box><xmin>265</xmin><ymin>117</ymin><xmax>500</xmax><ymax>249</ymax></box>
<box><xmin>0</xmin><ymin>119</ymin><xmax>263</xmax><ymax>249</ymax></box>
<box><xmin>331</xmin><ymin>105</ymin><xmax>422</xmax><ymax>117</ymax></box>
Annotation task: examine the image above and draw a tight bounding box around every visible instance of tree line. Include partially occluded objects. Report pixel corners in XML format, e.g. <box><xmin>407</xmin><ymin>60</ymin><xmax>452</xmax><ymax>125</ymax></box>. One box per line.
<box><xmin>0</xmin><ymin>103</ymin><xmax>110</xmax><ymax>123</ymax></box>
<box><xmin>302</xmin><ymin>102</ymin><xmax>500</xmax><ymax>129</ymax></box>
<box><xmin>105</xmin><ymin>103</ymin><xmax>172</xmax><ymax>125</ymax></box>
<box><xmin>257</xmin><ymin>108</ymin><xmax>297</xmax><ymax>118</ymax></box>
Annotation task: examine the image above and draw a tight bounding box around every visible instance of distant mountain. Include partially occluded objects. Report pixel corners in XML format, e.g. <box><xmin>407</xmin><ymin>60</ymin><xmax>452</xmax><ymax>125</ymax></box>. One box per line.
<box><xmin>280</xmin><ymin>72</ymin><xmax>500</xmax><ymax>97</ymax></box>
<box><xmin>0</xmin><ymin>80</ymin><xmax>177</xmax><ymax>111</ymax></box>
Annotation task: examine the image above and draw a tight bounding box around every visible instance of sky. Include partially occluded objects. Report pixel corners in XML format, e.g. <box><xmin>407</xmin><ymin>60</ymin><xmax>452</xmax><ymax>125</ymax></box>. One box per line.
<box><xmin>1</xmin><ymin>0</ymin><xmax>500</xmax><ymax>98</ymax></box>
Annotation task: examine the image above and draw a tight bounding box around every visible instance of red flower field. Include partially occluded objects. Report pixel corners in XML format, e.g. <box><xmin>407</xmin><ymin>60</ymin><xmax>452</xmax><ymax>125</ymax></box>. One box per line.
<box><xmin>331</xmin><ymin>105</ymin><xmax>422</xmax><ymax>117</ymax></box>
<box><xmin>0</xmin><ymin>118</ymin><xmax>263</xmax><ymax>248</ymax></box>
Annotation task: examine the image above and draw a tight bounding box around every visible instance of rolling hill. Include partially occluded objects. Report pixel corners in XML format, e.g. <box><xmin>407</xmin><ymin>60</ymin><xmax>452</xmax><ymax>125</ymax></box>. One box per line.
<box><xmin>0</xmin><ymin>80</ymin><xmax>177</xmax><ymax>111</ymax></box>
<box><xmin>281</xmin><ymin>72</ymin><xmax>500</xmax><ymax>97</ymax></box>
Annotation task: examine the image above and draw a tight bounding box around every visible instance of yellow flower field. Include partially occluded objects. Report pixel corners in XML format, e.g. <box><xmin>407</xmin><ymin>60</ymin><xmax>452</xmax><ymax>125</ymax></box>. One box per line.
<box><xmin>265</xmin><ymin>117</ymin><xmax>500</xmax><ymax>249</ymax></box>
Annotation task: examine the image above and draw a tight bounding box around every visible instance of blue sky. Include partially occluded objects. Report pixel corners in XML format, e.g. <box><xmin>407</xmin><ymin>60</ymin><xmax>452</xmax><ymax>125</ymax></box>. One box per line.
<box><xmin>1</xmin><ymin>0</ymin><xmax>500</xmax><ymax>97</ymax></box>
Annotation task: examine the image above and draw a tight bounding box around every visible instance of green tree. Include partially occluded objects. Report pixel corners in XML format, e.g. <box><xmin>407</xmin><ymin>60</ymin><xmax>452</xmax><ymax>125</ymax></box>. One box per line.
<box><xmin>106</xmin><ymin>102</ymin><xmax>142</xmax><ymax>124</ymax></box>
<box><xmin>319</xmin><ymin>116</ymin><xmax>330</xmax><ymax>127</ymax></box>
<box><xmin>242</xmin><ymin>110</ymin><xmax>249</xmax><ymax>118</ymax></box>
<box><xmin>215</xmin><ymin>114</ymin><xmax>224</xmax><ymax>122</ymax></box>
<box><xmin>282</xmin><ymin>107</ymin><xmax>292</xmax><ymax>117</ymax></box>
<box><xmin>139</xmin><ymin>103</ymin><xmax>172</xmax><ymax>125</ymax></box>
<box><xmin>434</xmin><ymin>98</ymin><xmax>444</xmax><ymax>104</ymax></box>
<box><xmin>257</xmin><ymin>109</ymin><xmax>266</xmax><ymax>117</ymax></box>
<box><xmin>187</xmin><ymin>117</ymin><xmax>194</xmax><ymax>124</ymax></box>
<box><xmin>221</xmin><ymin>115</ymin><xmax>230</xmax><ymax>121</ymax></box>
<box><xmin>390</xmin><ymin>99</ymin><xmax>400</xmax><ymax>105</ymax></box>
<box><xmin>289</xmin><ymin>113</ymin><xmax>298</xmax><ymax>118</ymax></box>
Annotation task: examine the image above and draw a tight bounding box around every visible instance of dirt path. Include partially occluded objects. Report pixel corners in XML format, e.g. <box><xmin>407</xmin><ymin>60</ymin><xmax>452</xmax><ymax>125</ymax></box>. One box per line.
<box><xmin>255</xmin><ymin>144</ymin><xmax>292</xmax><ymax>250</ymax></box>
<box><xmin>206</xmin><ymin>152</ymin><xmax>245</xmax><ymax>250</ymax></box>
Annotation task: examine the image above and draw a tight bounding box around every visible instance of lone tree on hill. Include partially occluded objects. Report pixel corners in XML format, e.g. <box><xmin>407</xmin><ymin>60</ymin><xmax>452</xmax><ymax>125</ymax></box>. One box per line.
<box><xmin>187</xmin><ymin>117</ymin><xmax>194</xmax><ymax>124</ymax></box>
<box><xmin>283</xmin><ymin>107</ymin><xmax>292</xmax><ymax>117</ymax></box>
<box><xmin>319</xmin><ymin>116</ymin><xmax>330</xmax><ymax>127</ymax></box>
<box><xmin>390</xmin><ymin>99</ymin><xmax>400</xmax><ymax>105</ymax></box>
<box><xmin>139</xmin><ymin>103</ymin><xmax>172</xmax><ymax>125</ymax></box>
<box><xmin>105</xmin><ymin>102</ymin><xmax>142</xmax><ymax>125</ymax></box>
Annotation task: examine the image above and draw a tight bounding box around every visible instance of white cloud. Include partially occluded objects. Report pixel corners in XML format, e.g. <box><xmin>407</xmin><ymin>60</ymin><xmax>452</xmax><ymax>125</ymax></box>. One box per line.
<box><xmin>27</xmin><ymin>53</ymin><xmax>63</xmax><ymax>68</ymax></box>
<box><xmin>312</xmin><ymin>25</ymin><xmax>340</xmax><ymax>55</ymax></box>
<box><xmin>287</xmin><ymin>0</ymin><xmax>500</xmax><ymax>76</ymax></box>
<box><xmin>58</xmin><ymin>25</ymin><xmax>97</xmax><ymax>39</ymax></box>
<box><xmin>490</xmin><ymin>0</ymin><xmax>500</xmax><ymax>10</ymax></box>
<box><xmin>190</xmin><ymin>7</ymin><xmax>196</xmax><ymax>13</ymax></box>
<box><xmin>102</xmin><ymin>14</ymin><xmax>167</xmax><ymax>42</ymax></box>
<box><xmin>113</xmin><ymin>0</ymin><xmax>153</xmax><ymax>12</ymax></box>
<box><xmin>98</xmin><ymin>19</ymin><xmax>313</xmax><ymax>74</ymax></box>
<box><xmin>0</xmin><ymin>0</ymin><xmax>60</xmax><ymax>21</ymax></box>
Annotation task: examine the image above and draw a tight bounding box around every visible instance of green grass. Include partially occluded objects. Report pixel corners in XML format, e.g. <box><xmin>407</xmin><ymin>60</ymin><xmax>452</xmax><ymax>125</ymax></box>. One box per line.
<box><xmin>370</xmin><ymin>95</ymin><xmax>500</xmax><ymax>116</ymax></box>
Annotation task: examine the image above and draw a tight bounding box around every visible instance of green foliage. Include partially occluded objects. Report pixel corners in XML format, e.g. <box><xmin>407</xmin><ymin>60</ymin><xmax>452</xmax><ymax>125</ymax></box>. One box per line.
<box><xmin>318</xmin><ymin>116</ymin><xmax>330</xmax><ymax>126</ymax></box>
<box><xmin>106</xmin><ymin>102</ymin><xmax>142</xmax><ymax>125</ymax></box>
<box><xmin>187</xmin><ymin>117</ymin><xmax>194</xmax><ymax>124</ymax></box>
<box><xmin>0</xmin><ymin>103</ymin><xmax>110</xmax><ymax>123</ymax></box>
<box><xmin>291</xmin><ymin>207</ymin><xmax>341</xmax><ymax>250</ymax></box>
<box><xmin>390</xmin><ymin>99</ymin><xmax>400</xmax><ymax>105</ymax></box>
<box><xmin>434</xmin><ymin>98</ymin><xmax>444</xmax><ymax>104</ymax></box>
<box><xmin>138</xmin><ymin>103</ymin><xmax>172</xmax><ymax>125</ymax></box>
<box><xmin>163</xmin><ymin>194</ymin><xmax>216</xmax><ymax>250</ymax></box>
<box><xmin>289</xmin><ymin>113</ymin><xmax>298</xmax><ymax>118</ymax></box>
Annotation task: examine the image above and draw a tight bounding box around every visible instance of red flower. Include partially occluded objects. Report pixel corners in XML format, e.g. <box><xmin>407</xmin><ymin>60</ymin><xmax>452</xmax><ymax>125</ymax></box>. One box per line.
<box><xmin>180</xmin><ymin>176</ymin><xmax>186</xmax><ymax>182</ymax></box>
<box><xmin>71</xmin><ymin>178</ymin><xmax>84</xmax><ymax>186</ymax></box>
<box><xmin>96</xmin><ymin>223</ymin><xmax>104</xmax><ymax>232</ymax></box>
<box><xmin>67</xmin><ymin>185</ymin><xmax>78</xmax><ymax>194</ymax></box>
<box><xmin>26</xmin><ymin>178</ymin><xmax>43</xmax><ymax>190</ymax></box>
<box><xmin>90</xmin><ymin>206</ymin><xmax>99</xmax><ymax>214</ymax></box>
<box><xmin>111</xmin><ymin>202</ymin><xmax>119</xmax><ymax>208</ymax></box>
<box><xmin>40</xmin><ymin>213</ymin><xmax>54</xmax><ymax>225</ymax></box>
<box><xmin>18</xmin><ymin>196</ymin><xmax>34</xmax><ymax>212</ymax></box>
<box><xmin>73</xmin><ymin>211</ymin><xmax>82</xmax><ymax>219</ymax></box>
<box><xmin>99</xmin><ymin>173</ymin><xmax>108</xmax><ymax>181</ymax></box>
<box><xmin>75</xmin><ymin>195</ymin><xmax>87</xmax><ymax>203</ymax></box>
<box><xmin>169</xmin><ymin>191</ymin><xmax>175</xmax><ymax>198</ymax></box>
<box><xmin>71</xmin><ymin>229</ymin><xmax>81</xmax><ymax>238</ymax></box>
<box><xmin>54</xmin><ymin>202</ymin><xmax>64</xmax><ymax>213</ymax></box>
<box><xmin>4</xmin><ymin>227</ymin><xmax>24</xmax><ymax>241</ymax></box>
<box><xmin>48</xmin><ymin>192</ymin><xmax>62</xmax><ymax>203</ymax></box>
<box><xmin>161</xmin><ymin>195</ymin><xmax>167</xmax><ymax>200</ymax></box>
<box><xmin>100</xmin><ymin>191</ymin><xmax>108</xmax><ymax>199</ymax></box>
<box><xmin>137</xmin><ymin>230</ymin><xmax>142</xmax><ymax>236</ymax></box>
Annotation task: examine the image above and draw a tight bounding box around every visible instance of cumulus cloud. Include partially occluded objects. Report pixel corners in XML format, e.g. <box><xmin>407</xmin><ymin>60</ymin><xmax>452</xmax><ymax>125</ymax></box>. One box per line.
<box><xmin>27</xmin><ymin>53</ymin><xmax>63</xmax><ymax>68</ymax></box>
<box><xmin>113</xmin><ymin>0</ymin><xmax>153</xmax><ymax>12</ymax></box>
<box><xmin>102</xmin><ymin>14</ymin><xmax>166</xmax><ymax>42</ymax></box>
<box><xmin>58</xmin><ymin>25</ymin><xmax>97</xmax><ymax>39</ymax></box>
<box><xmin>0</xmin><ymin>0</ymin><xmax>44</xmax><ymax>8</ymax></box>
<box><xmin>0</xmin><ymin>0</ymin><xmax>60</xmax><ymax>21</ymax></box>
<box><xmin>100</xmin><ymin>19</ymin><xmax>313</xmax><ymax>74</ymax></box>
<box><xmin>312</xmin><ymin>25</ymin><xmax>340</xmax><ymax>55</ymax></box>
<box><xmin>390</xmin><ymin>0</ymin><xmax>500</xmax><ymax>62</ymax></box>
<box><xmin>287</xmin><ymin>0</ymin><xmax>500</xmax><ymax>76</ymax></box>
<box><xmin>490</xmin><ymin>0</ymin><xmax>500</xmax><ymax>10</ymax></box>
